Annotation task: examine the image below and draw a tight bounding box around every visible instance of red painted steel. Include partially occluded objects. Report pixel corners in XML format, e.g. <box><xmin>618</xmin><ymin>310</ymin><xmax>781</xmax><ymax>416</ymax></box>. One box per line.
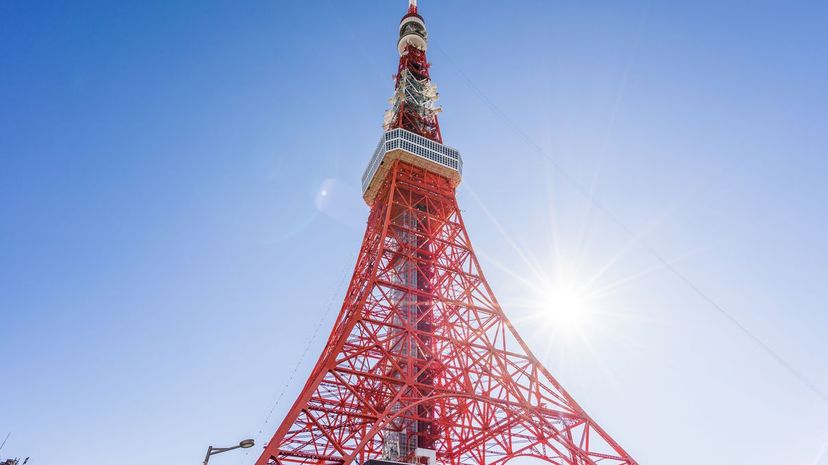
<box><xmin>256</xmin><ymin>4</ymin><xmax>636</xmax><ymax>465</ymax></box>
<box><xmin>387</xmin><ymin>2</ymin><xmax>441</xmax><ymax>143</ymax></box>
<box><xmin>389</xmin><ymin>44</ymin><xmax>442</xmax><ymax>143</ymax></box>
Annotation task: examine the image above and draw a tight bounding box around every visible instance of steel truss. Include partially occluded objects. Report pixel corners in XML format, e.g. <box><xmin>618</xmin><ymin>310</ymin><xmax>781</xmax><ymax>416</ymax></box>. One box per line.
<box><xmin>385</xmin><ymin>45</ymin><xmax>442</xmax><ymax>143</ymax></box>
<box><xmin>255</xmin><ymin>162</ymin><xmax>637</xmax><ymax>465</ymax></box>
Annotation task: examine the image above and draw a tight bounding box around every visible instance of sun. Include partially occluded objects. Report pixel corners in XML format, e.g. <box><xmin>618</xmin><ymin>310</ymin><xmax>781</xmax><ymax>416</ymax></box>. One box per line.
<box><xmin>542</xmin><ymin>282</ymin><xmax>590</xmax><ymax>327</ymax></box>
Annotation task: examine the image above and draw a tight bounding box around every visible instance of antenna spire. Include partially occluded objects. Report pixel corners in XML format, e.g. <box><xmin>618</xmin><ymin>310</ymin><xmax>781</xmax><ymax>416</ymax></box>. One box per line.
<box><xmin>408</xmin><ymin>0</ymin><xmax>417</xmax><ymax>14</ymax></box>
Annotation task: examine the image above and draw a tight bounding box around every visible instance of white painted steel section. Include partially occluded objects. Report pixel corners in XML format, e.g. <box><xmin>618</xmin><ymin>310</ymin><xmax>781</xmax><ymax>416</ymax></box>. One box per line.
<box><xmin>362</xmin><ymin>128</ymin><xmax>462</xmax><ymax>194</ymax></box>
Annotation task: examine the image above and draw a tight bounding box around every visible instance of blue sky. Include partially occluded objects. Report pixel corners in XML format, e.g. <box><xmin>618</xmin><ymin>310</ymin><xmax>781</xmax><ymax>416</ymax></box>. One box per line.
<box><xmin>1</xmin><ymin>1</ymin><xmax>827</xmax><ymax>464</ymax></box>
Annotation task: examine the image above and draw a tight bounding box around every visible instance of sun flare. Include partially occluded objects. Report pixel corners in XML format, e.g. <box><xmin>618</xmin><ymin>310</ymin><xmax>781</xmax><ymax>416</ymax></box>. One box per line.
<box><xmin>542</xmin><ymin>282</ymin><xmax>590</xmax><ymax>327</ymax></box>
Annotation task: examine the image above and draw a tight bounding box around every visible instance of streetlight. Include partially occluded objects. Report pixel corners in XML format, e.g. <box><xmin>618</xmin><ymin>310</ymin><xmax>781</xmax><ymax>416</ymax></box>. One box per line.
<box><xmin>203</xmin><ymin>439</ymin><xmax>255</xmax><ymax>465</ymax></box>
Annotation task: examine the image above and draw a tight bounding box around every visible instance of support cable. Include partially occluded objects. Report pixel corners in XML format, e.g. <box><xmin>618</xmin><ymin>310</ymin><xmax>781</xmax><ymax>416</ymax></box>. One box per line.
<box><xmin>241</xmin><ymin>253</ymin><xmax>357</xmax><ymax>464</ymax></box>
<box><xmin>433</xmin><ymin>43</ymin><xmax>828</xmax><ymax>403</ymax></box>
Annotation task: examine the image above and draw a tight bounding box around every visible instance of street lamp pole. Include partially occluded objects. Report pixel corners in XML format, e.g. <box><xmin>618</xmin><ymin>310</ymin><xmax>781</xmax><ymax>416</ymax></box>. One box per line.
<box><xmin>203</xmin><ymin>439</ymin><xmax>255</xmax><ymax>465</ymax></box>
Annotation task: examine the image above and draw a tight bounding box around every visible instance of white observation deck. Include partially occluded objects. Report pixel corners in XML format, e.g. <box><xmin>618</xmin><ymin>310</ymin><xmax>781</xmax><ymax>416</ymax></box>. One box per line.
<box><xmin>362</xmin><ymin>128</ymin><xmax>462</xmax><ymax>205</ymax></box>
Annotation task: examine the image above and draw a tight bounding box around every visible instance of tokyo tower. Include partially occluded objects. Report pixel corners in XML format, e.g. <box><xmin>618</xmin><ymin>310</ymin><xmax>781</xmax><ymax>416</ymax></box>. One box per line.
<box><xmin>256</xmin><ymin>2</ymin><xmax>638</xmax><ymax>465</ymax></box>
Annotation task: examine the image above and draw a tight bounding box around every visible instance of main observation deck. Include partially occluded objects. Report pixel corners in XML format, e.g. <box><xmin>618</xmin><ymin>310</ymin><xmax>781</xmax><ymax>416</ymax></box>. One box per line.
<box><xmin>362</xmin><ymin>128</ymin><xmax>463</xmax><ymax>205</ymax></box>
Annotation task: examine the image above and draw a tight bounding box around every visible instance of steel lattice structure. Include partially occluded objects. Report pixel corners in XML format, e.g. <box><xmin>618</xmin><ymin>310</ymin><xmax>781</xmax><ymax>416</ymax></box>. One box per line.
<box><xmin>256</xmin><ymin>3</ymin><xmax>637</xmax><ymax>465</ymax></box>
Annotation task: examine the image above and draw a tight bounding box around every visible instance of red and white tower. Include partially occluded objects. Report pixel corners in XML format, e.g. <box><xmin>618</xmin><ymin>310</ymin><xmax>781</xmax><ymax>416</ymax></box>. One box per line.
<box><xmin>256</xmin><ymin>2</ymin><xmax>637</xmax><ymax>465</ymax></box>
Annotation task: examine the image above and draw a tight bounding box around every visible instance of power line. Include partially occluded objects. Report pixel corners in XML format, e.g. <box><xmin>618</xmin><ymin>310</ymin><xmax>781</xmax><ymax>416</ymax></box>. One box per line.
<box><xmin>241</xmin><ymin>253</ymin><xmax>356</xmax><ymax>464</ymax></box>
<box><xmin>433</xmin><ymin>43</ymin><xmax>828</xmax><ymax>403</ymax></box>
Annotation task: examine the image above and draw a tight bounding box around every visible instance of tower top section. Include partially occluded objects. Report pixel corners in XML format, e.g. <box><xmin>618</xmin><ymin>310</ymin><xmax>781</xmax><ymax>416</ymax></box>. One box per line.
<box><xmin>361</xmin><ymin>0</ymin><xmax>463</xmax><ymax>205</ymax></box>
<box><xmin>398</xmin><ymin>1</ymin><xmax>427</xmax><ymax>55</ymax></box>
<box><xmin>387</xmin><ymin>0</ymin><xmax>438</xmax><ymax>140</ymax></box>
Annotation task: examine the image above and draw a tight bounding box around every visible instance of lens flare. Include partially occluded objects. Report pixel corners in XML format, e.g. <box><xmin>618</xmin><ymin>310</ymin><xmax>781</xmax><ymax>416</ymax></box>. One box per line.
<box><xmin>542</xmin><ymin>281</ymin><xmax>590</xmax><ymax>327</ymax></box>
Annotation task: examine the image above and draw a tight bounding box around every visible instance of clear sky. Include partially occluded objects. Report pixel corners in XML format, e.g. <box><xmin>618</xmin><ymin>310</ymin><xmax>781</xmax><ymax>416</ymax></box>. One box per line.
<box><xmin>1</xmin><ymin>1</ymin><xmax>827</xmax><ymax>464</ymax></box>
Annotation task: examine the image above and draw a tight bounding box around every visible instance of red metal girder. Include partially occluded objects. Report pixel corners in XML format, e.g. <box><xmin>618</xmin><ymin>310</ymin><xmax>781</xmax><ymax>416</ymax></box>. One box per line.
<box><xmin>256</xmin><ymin>160</ymin><xmax>636</xmax><ymax>465</ymax></box>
